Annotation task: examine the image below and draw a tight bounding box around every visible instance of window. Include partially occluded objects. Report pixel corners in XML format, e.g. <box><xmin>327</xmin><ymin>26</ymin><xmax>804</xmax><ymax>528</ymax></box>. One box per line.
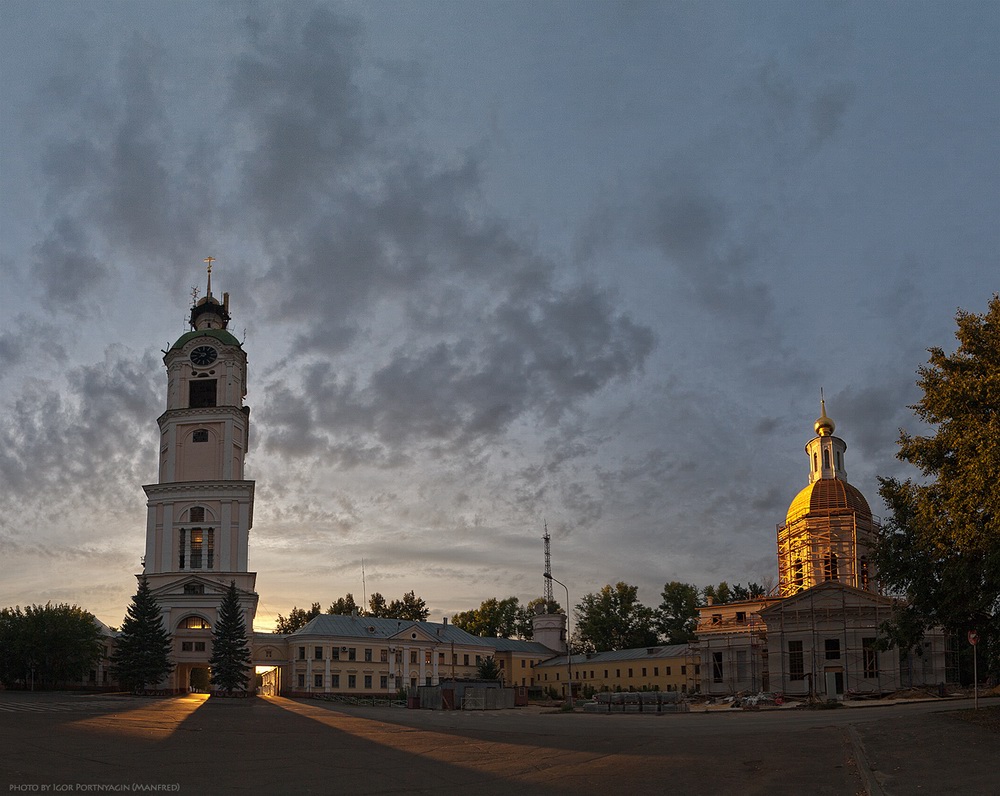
<box><xmin>332</xmin><ymin>674</ymin><xmax>340</xmax><ymax>688</ymax></box>
<box><xmin>298</xmin><ymin>647</ymin><xmax>306</xmax><ymax>660</ymax></box>
<box><xmin>825</xmin><ymin>639</ymin><xmax>841</xmax><ymax>660</ymax></box>
<box><xmin>628</xmin><ymin>668</ymin><xmax>633</xmax><ymax>678</ymax></box>
<box><xmin>863</xmin><ymin>638</ymin><xmax>878</xmax><ymax>678</ymax></box>
<box><xmin>793</xmin><ymin>560</ymin><xmax>804</xmax><ymax>590</ymax></box>
<box><xmin>183</xmin><ymin>583</ymin><xmax>204</xmax><ymax>595</ymax></box>
<box><xmin>615</xmin><ymin>669</ymin><xmax>620</xmax><ymax>678</ymax></box>
<box><xmin>521</xmin><ymin>660</ymin><xmax>526</xmax><ymax>668</ymax></box>
<box><xmin>194</xmin><ymin>642</ymin><xmax>205</xmax><ymax>652</ymax></box>
<box><xmin>192</xmin><ymin>429</ymin><xmax>209</xmax><ymax>443</ymax></box>
<box><xmin>680</xmin><ymin>666</ymin><xmax>685</xmax><ymax>675</ymax></box>
<box><xmin>654</xmin><ymin>667</ymin><xmax>659</xmax><ymax>676</ymax></box>
<box><xmin>348</xmin><ymin>648</ymin><xmax>356</xmax><ymax>661</ymax></box>
<box><xmin>475</xmin><ymin>655</ymin><xmax>481</xmax><ymax>665</ymax></box>
<box><xmin>642</xmin><ymin>668</ymin><xmax>647</xmax><ymax>677</ymax></box>
<box><xmin>813</xmin><ymin>452</ymin><xmax>818</xmax><ymax>471</ymax></box>
<box><xmin>789</xmin><ymin>641</ymin><xmax>804</xmax><ymax>680</ymax></box>
<box><xmin>206</xmin><ymin>528</ymin><xmax>214</xmax><ymax>569</ymax></box>
<box><xmin>182</xmin><ymin>642</ymin><xmax>193</xmax><ymax>652</ymax></box>
<box><xmin>190</xmin><ymin>529</ymin><xmax>203</xmax><ymax>569</ymax></box>
<box><xmin>178</xmin><ymin>529</ymin><xmax>186</xmax><ymax>569</ymax></box>
<box><xmin>604</xmin><ymin>670</ymin><xmax>608</xmax><ymax>678</ymax></box>
<box><xmin>380</xmin><ymin>650</ymin><xmax>388</xmax><ymax>663</ymax></box>
<box><xmin>380</xmin><ymin>676</ymin><xmax>388</xmax><ymax>689</ymax></box>
<box><xmin>425</xmin><ymin>650</ymin><xmax>432</xmax><ymax>664</ymax></box>
<box><xmin>314</xmin><ymin>646</ymin><xmax>323</xmax><ymax>660</ymax></box>
<box><xmin>711</xmin><ymin>614</ymin><xmax>722</xmax><ymax>625</ymax></box>
<box><xmin>735</xmin><ymin>612</ymin><xmax>747</xmax><ymax>623</ymax></box>
<box><xmin>189</xmin><ymin>379</ymin><xmax>217</xmax><ymax>408</ymax></box>
<box><xmin>364</xmin><ymin>675</ymin><xmax>372</xmax><ymax>689</ymax></box>
<box><xmin>265</xmin><ymin>650</ymin><xmax>272</xmax><ymax>659</ymax></box>
<box><xmin>464</xmin><ymin>655</ymin><xmax>470</xmax><ymax>666</ymax></box>
<box><xmin>332</xmin><ymin>648</ymin><xmax>340</xmax><ymax>660</ymax></box>
<box><xmin>190</xmin><ymin>507</ymin><xmax>205</xmax><ymax>522</ymax></box>
<box><xmin>439</xmin><ymin>652</ymin><xmax>445</xmax><ymax>662</ymax></box>
<box><xmin>425</xmin><ymin>676</ymin><xmax>432</xmax><ymax>686</ymax></box>
<box><xmin>364</xmin><ymin>648</ymin><xmax>373</xmax><ymax>662</ymax></box>
<box><xmin>736</xmin><ymin>650</ymin><xmax>748</xmax><ymax>681</ymax></box>
<box><xmin>712</xmin><ymin>652</ymin><xmax>724</xmax><ymax>683</ymax></box>
<box><xmin>411</xmin><ymin>650</ymin><xmax>418</xmax><ymax>664</ymax></box>
<box><xmin>314</xmin><ymin>674</ymin><xmax>323</xmax><ymax>688</ymax></box>
<box><xmin>297</xmin><ymin>674</ymin><xmax>305</xmax><ymax>688</ymax></box>
<box><xmin>823</xmin><ymin>449</ymin><xmax>830</xmax><ymax>468</ymax></box>
<box><xmin>348</xmin><ymin>675</ymin><xmax>356</xmax><ymax>689</ymax></box>
<box><xmin>824</xmin><ymin>551</ymin><xmax>839</xmax><ymax>581</ymax></box>
<box><xmin>181</xmin><ymin>616</ymin><xmax>210</xmax><ymax>629</ymax></box>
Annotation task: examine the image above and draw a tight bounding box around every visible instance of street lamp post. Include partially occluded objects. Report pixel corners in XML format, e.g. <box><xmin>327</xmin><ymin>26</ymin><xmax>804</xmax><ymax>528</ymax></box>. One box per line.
<box><xmin>543</xmin><ymin>572</ymin><xmax>573</xmax><ymax>708</ymax></box>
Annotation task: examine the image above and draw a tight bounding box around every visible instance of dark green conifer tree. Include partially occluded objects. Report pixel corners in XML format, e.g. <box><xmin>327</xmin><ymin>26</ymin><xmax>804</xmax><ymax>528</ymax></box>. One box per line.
<box><xmin>110</xmin><ymin>577</ymin><xmax>173</xmax><ymax>693</ymax></box>
<box><xmin>209</xmin><ymin>581</ymin><xmax>252</xmax><ymax>695</ymax></box>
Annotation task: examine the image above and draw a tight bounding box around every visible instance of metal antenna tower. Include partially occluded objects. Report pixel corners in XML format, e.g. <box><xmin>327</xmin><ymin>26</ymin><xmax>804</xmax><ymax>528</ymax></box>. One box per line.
<box><xmin>542</xmin><ymin>522</ymin><xmax>553</xmax><ymax>603</ymax></box>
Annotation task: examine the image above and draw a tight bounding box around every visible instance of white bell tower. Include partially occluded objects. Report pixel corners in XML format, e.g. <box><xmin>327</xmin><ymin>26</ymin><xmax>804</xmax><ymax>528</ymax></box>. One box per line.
<box><xmin>140</xmin><ymin>259</ymin><xmax>258</xmax><ymax>691</ymax></box>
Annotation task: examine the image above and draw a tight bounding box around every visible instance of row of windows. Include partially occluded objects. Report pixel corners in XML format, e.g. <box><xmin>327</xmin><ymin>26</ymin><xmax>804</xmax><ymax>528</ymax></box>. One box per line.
<box><xmin>179</xmin><ymin>527</ymin><xmax>215</xmax><ymax>569</ymax></box>
<box><xmin>298</xmin><ymin>673</ymin><xmax>387</xmax><ymax>690</ymax></box>
<box><xmin>181</xmin><ymin>641</ymin><xmax>206</xmax><ymax>652</ymax></box>
<box><xmin>542</xmin><ymin>664</ymin><xmax>695</xmax><ymax>681</ymax></box>
<box><xmin>298</xmin><ymin>646</ymin><xmax>483</xmax><ymax>667</ymax></box>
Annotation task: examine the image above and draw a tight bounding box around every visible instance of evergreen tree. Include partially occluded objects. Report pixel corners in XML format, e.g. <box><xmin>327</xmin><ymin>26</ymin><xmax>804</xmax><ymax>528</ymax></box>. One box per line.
<box><xmin>656</xmin><ymin>581</ymin><xmax>701</xmax><ymax>644</ymax></box>
<box><xmin>875</xmin><ymin>295</ymin><xmax>1000</xmax><ymax>677</ymax></box>
<box><xmin>210</xmin><ymin>581</ymin><xmax>253</xmax><ymax>695</ymax></box>
<box><xmin>274</xmin><ymin>602</ymin><xmax>321</xmax><ymax>633</ymax></box>
<box><xmin>110</xmin><ymin>577</ymin><xmax>173</xmax><ymax>693</ymax></box>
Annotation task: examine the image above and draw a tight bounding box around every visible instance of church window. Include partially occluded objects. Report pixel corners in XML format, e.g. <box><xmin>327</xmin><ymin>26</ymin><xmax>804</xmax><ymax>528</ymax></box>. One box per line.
<box><xmin>824</xmin><ymin>552</ymin><xmax>839</xmax><ymax>581</ymax></box>
<box><xmin>788</xmin><ymin>641</ymin><xmax>804</xmax><ymax>680</ymax></box>
<box><xmin>181</xmin><ymin>616</ymin><xmax>210</xmax><ymax>629</ymax></box>
<box><xmin>863</xmin><ymin>638</ymin><xmax>878</xmax><ymax>678</ymax></box>
<box><xmin>190</xmin><ymin>507</ymin><xmax>205</xmax><ymax>522</ymax></box>
<box><xmin>825</xmin><ymin>639</ymin><xmax>841</xmax><ymax>660</ymax></box>
<box><xmin>192</xmin><ymin>429</ymin><xmax>209</xmax><ymax>443</ymax></box>
<box><xmin>190</xmin><ymin>529</ymin><xmax>203</xmax><ymax>569</ymax></box>
<box><xmin>836</xmin><ymin>450</ymin><xmax>842</xmax><ymax>469</ymax></box>
<box><xmin>813</xmin><ymin>452</ymin><xmax>818</xmax><ymax>471</ymax></box>
<box><xmin>823</xmin><ymin>449</ymin><xmax>830</xmax><ymax>468</ymax></box>
<box><xmin>183</xmin><ymin>584</ymin><xmax>204</xmax><ymax>595</ymax></box>
<box><xmin>712</xmin><ymin>652</ymin><xmax>724</xmax><ymax>683</ymax></box>
<box><xmin>189</xmin><ymin>379</ymin><xmax>217</xmax><ymax>408</ymax></box>
<box><xmin>793</xmin><ymin>560</ymin><xmax>804</xmax><ymax>590</ymax></box>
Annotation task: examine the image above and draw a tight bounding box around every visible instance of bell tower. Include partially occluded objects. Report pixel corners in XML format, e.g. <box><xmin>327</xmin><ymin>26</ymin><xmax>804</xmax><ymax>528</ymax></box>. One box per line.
<box><xmin>140</xmin><ymin>259</ymin><xmax>258</xmax><ymax>691</ymax></box>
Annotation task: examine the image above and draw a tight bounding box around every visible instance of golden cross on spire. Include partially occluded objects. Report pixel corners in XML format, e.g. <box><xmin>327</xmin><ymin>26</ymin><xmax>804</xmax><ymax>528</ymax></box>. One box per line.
<box><xmin>204</xmin><ymin>256</ymin><xmax>215</xmax><ymax>296</ymax></box>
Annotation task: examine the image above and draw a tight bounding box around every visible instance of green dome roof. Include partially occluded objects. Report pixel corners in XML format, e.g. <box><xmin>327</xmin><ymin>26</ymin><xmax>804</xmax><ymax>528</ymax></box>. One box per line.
<box><xmin>170</xmin><ymin>328</ymin><xmax>243</xmax><ymax>351</ymax></box>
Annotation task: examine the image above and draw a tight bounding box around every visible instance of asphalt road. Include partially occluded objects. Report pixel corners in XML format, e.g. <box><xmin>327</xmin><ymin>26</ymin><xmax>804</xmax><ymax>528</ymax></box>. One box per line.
<box><xmin>0</xmin><ymin>693</ymin><xmax>996</xmax><ymax>795</ymax></box>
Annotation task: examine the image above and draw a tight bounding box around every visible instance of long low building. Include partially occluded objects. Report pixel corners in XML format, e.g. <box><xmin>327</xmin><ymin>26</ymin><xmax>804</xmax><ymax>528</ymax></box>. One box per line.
<box><xmin>534</xmin><ymin>644</ymin><xmax>701</xmax><ymax>698</ymax></box>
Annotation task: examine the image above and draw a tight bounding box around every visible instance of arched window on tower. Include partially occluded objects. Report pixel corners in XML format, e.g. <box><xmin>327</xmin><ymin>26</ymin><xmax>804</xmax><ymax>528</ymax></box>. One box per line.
<box><xmin>813</xmin><ymin>453</ymin><xmax>818</xmax><ymax>471</ymax></box>
<box><xmin>823</xmin><ymin>551</ymin><xmax>839</xmax><ymax>581</ymax></box>
<box><xmin>823</xmin><ymin>449</ymin><xmax>830</xmax><ymax>469</ymax></box>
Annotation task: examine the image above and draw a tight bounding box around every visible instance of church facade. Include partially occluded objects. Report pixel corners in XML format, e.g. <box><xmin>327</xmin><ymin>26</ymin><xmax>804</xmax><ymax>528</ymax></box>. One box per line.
<box><xmin>696</xmin><ymin>402</ymin><xmax>952</xmax><ymax>698</ymax></box>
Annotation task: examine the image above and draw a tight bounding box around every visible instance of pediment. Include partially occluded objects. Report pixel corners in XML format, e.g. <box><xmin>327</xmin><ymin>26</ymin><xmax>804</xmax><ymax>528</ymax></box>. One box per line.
<box><xmin>388</xmin><ymin>624</ymin><xmax>439</xmax><ymax>644</ymax></box>
<box><xmin>760</xmin><ymin>581</ymin><xmax>893</xmax><ymax>617</ymax></box>
<box><xmin>148</xmin><ymin>574</ymin><xmax>228</xmax><ymax>598</ymax></box>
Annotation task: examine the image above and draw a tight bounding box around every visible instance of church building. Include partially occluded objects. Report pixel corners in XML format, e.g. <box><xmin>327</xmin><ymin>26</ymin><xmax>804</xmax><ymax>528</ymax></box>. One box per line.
<box><xmin>696</xmin><ymin>401</ymin><xmax>951</xmax><ymax>699</ymax></box>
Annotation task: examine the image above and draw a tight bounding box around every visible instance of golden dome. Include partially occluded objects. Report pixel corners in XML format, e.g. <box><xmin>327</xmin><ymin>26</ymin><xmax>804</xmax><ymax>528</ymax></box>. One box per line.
<box><xmin>814</xmin><ymin>400</ymin><xmax>835</xmax><ymax>437</ymax></box>
<box><xmin>786</xmin><ymin>478</ymin><xmax>871</xmax><ymax>524</ymax></box>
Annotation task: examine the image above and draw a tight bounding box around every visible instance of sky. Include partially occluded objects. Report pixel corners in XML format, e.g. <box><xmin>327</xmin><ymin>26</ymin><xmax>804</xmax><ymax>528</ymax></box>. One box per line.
<box><xmin>1</xmin><ymin>1</ymin><xmax>997</xmax><ymax>632</ymax></box>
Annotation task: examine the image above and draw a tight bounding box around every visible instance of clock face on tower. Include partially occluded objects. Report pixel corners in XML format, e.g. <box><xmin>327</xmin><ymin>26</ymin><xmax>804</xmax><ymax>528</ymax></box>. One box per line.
<box><xmin>190</xmin><ymin>345</ymin><xmax>218</xmax><ymax>367</ymax></box>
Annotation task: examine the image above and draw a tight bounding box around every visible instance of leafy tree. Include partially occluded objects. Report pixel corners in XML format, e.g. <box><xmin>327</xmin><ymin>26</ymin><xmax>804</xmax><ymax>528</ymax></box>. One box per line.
<box><xmin>703</xmin><ymin>581</ymin><xmax>732</xmax><ymax>605</ymax></box>
<box><xmin>0</xmin><ymin>603</ymin><xmax>105</xmax><ymax>689</ymax></box>
<box><xmin>575</xmin><ymin>582</ymin><xmax>657</xmax><ymax>651</ymax></box>
<box><xmin>451</xmin><ymin>597</ymin><xmax>527</xmax><ymax>638</ymax></box>
<box><xmin>274</xmin><ymin>602</ymin><xmax>322</xmax><ymax>633</ymax></box>
<box><xmin>875</xmin><ymin>295</ymin><xmax>1000</xmax><ymax>677</ymax></box>
<box><xmin>387</xmin><ymin>591</ymin><xmax>429</xmax><ymax>621</ymax></box>
<box><xmin>327</xmin><ymin>594</ymin><xmax>359</xmax><ymax>615</ymax></box>
<box><xmin>368</xmin><ymin>592</ymin><xmax>389</xmax><ymax>617</ymax></box>
<box><xmin>111</xmin><ymin>578</ymin><xmax>174</xmax><ymax>693</ymax></box>
<box><xmin>209</xmin><ymin>581</ymin><xmax>253</xmax><ymax>695</ymax></box>
<box><xmin>476</xmin><ymin>655</ymin><xmax>502</xmax><ymax>682</ymax></box>
<box><xmin>656</xmin><ymin>582</ymin><xmax>701</xmax><ymax>644</ymax></box>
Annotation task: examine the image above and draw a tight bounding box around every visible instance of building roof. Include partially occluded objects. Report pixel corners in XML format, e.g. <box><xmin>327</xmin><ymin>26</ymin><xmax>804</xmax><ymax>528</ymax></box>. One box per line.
<box><xmin>785</xmin><ymin>477</ymin><xmax>871</xmax><ymax>523</ymax></box>
<box><xmin>170</xmin><ymin>328</ymin><xmax>243</xmax><ymax>351</ymax></box>
<box><xmin>482</xmin><ymin>637</ymin><xmax>554</xmax><ymax>655</ymax></box>
<box><xmin>535</xmin><ymin>644</ymin><xmax>694</xmax><ymax>669</ymax></box>
<box><xmin>292</xmin><ymin>614</ymin><xmax>488</xmax><ymax>646</ymax></box>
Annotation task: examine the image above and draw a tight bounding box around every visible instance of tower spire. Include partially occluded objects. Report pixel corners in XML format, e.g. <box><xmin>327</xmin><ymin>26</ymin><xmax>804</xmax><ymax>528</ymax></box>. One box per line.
<box><xmin>204</xmin><ymin>256</ymin><xmax>215</xmax><ymax>298</ymax></box>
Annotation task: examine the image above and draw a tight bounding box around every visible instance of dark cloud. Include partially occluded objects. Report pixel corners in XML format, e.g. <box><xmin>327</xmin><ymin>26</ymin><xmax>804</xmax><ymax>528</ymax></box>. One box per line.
<box><xmin>31</xmin><ymin>217</ymin><xmax>111</xmax><ymax>311</ymax></box>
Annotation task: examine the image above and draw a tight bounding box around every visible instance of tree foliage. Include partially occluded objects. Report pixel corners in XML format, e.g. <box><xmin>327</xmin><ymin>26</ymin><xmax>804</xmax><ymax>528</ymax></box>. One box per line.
<box><xmin>452</xmin><ymin>597</ymin><xmax>530</xmax><ymax>639</ymax></box>
<box><xmin>476</xmin><ymin>655</ymin><xmax>503</xmax><ymax>682</ymax></box>
<box><xmin>0</xmin><ymin>603</ymin><xmax>105</xmax><ymax>689</ymax></box>
<box><xmin>327</xmin><ymin>594</ymin><xmax>359</xmax><ymax>615</ymax></box>
<box><xmin>387</xmin><ymin>591</ymin><xmax>429</xmax><ymax>621</ymax></box>
<box><xmin>575</xmin><ymin>582</ymin><xmax>657</xmax><ymax>651</ymax></box>
<box><xmin>111</xmin><ymin>578</ymin><xmax>174</xmax><ymax>693</ymax></box>
<box><xmin>656</xmin><ymin>582</ymin><xmax>701</xmax><ymax>644</ymax></box>
<box><xmin>209</xmin><ymin>581</ymin><xmax>253</xmax><ymax>695</ymax></box>
<box><xmin>874</xmin><ymin>295</ymin><xmax>1000</xmax><ymax>676</ymax></box>
<box><xmin>274</xmin><ymin>603</ymin><xmax>322</xmax><ymax>634</ymax></box>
